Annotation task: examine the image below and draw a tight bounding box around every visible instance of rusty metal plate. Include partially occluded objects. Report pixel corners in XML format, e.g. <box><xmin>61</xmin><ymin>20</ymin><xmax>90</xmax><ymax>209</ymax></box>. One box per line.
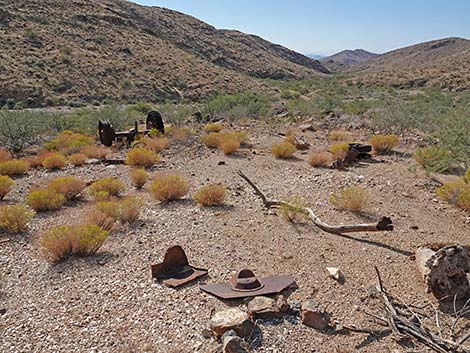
<box><xmin>200</xmin><ymin>269</ymin><xmax>297</xmax><ymax>299</ymax></box>
<box><xmin>151</xmin><ymin>246</ymin><xmax>208</xmax><ymax>288</ymax></box>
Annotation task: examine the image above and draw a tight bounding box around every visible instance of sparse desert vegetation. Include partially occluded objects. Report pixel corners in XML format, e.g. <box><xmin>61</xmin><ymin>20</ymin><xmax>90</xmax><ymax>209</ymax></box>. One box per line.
<box><xmin>272</xmin><ymin>141</ymin><xmax>296</xmax><ymax>159</ymax></box>
<box><xmin>88</xmin><ymin>177</ymin><xmax>125</xmax><ymax>198</ymax></box>
<box><xmin>193</xmin><ymin>184</ymin><xmax>226</xmax><ymax>206</ymax></box>
<box><xmin>42</xmin><ymin>152</ymin><xmax>67</xmax><ymax>170</ymax></box>
<box><xmin>26</xmin><ymin>188</ymin><xmax>65</xmax><ymax>212</ymax></box>
<box><xmin>125</xmin><ymin>147</ymin><xmax>160</xmax><ymax>168</ymax></box>
<box><xmin>47</xmin><ymin>176</ymin><xmax>86</xmax><ymax>200</ymax></box>
<box><xmin>308</xmin><ymin>151</ymin><xmax>333</xmax><ymax>167</ymax></box>
<box><xmin>0</xmin><ymin>175</ymin><xmax>14</xmax><ymax>200</ymax></box>
<box><xmin>150</xmin><ymin>174</ymin><xmax>189</xmax><ymax>202</ymax></box>
<box><xmin>369</xmin><ymin>134</ymin><xmax>399</xmax><ymax>154</ymax></box>
<box><xmin>0</xmin><ymin>204</ymin><xmax>34</xmax><ymax>233</ymax></box>
<box><xmin>130</xmin><ymin>168</ymin><xmax>149</xmax><ymax>189</ymax></box>
<box><xmin>329</xmin><ymin>187</ymin><xmax>370</xmax><ymax>212</ymax></box>
<box><xmin>0</xmin><ymin>160</ymin><xmax>30</xmax><ymax>176</ymax></box>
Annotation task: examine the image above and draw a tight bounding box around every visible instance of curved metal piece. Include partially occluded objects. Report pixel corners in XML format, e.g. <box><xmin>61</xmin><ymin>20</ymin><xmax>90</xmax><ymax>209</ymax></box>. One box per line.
<box><xmin>98</xmin><ymin>120</ymin><xmax>116</xmax><ymax>147</ymax></box>
<box><xmin>146</xmin><ymin>111</ymin><xmax>165</xmax><ymax>134</ymax></box>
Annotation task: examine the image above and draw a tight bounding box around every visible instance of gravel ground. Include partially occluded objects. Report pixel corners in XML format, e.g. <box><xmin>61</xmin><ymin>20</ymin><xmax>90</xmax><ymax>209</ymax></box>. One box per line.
<box><xmin>1</xmin><ymin>120</ymin><xmax>469</xmax><ymax>353</ymax></box>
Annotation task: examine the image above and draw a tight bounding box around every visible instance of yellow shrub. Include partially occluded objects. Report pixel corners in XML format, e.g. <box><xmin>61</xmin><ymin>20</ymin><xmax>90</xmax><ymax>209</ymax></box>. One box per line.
<box><xmin>26</xmin><ymin>188</ymin><xmax>65</xmax><ymax>212</ymax></box>
<box><xmin>140</xmin><ymin>136</ymin><xmax>170</xmax><ymax>152</ymax></box>
<box><xmin>45</xmin><ymin>130</ymin><xmax>93</xmax><ymax>155</ymax></box>
<box><xmin>95</xmin><ymin>201</ymin><xmax>120</xmax><ymax>219</ymax></box>
<box><xmin>218</xmin><ymin>136</ymin><xmax>240</xmax><ymax>155</ymax></box>
<box><xmin>308</xmin><ymin>151</ymin><xmax>333</xmax><ymax>168</ymax></box>
<box><xmin>330</xmin><ymin>187</ymin><xmax>369</xmax><ymax>212</ymax></box>
<box><xmin>0</xmin><ymin>160</ymin><xmax>30</xmax><ymax>176</ymax></box>
<box><xmin>202</xmin><ymin>133</ymin><xmax>221</xmax><ymax>148</ymax></box>
<box><xmin>329</xmin><ymin>130</ymin><xmax>352</xmax><ymax>142</ymax></box>
<box><xmin>40</xmin><ymin>224</ymin><xmax>109</xmax><ymax>262</ymax></box>
<box><xmin>119</xmin><ymin>196</ymin><xmax>143</xmax><ymax>222</ymax></box>
<box><xmin>125</xmin><ymin>147</ymin><xmax>160</xmax><ymax>167</ymax></box>
<box><xmin>68</xmin><ymin>153</ymin><xmax>88</xmax><ymax>166</ymax></box>
<box><xmin>436</xmin><ymin>177</ymin><xmax>470</xmax><ymax>211</ymax></box>
<box><xmin>42</xmin><ymin>153</ymin><xmax>67</xmax><ymax>170</ymax></box>
<box><xmin>0</xmin><ymin>148</ymin><xmax>12</xmax><ymax>163</ymax></box>
<box><xmin>225</xmin><ymin>131</ymin><xmax>249</xmax><ymax>145</ymax></box>
<box><xmin>272</xmin><ymin>142</ymin><xmax>296</xmax><ymax>159</ymax></box>
<box><xmin>89</xmin><ymin>177</ymin><xmax>125</xmax><ymax>198</ymax></box>
<box><xmin>81</xmin><ymin>145</ymin><xmax>111</xmax><ymax>159</ymax></box>
<box><xmin>413</xmin><ymin>146</ymin><xmax>451</xmax><ymax>173</ymax></box>
<box><xmin>166</xmin><ymin>127</ymin><xmax>191</xmax><ymax>141</ymax></box>
<box><xmin>150</xmin><ymin>174</ymin><xmax>189</xmax><ymax>202</ymax></box>
<box><xmin>130</xmin><ymin>168</ymin><xmax>149</xmax><ymax>189</ymax></box>
<box><xmin>47</xmin><ymin>176</ymin><xmax>86</xmax><ymax>200</ymax></box>
<box><xmin>204</xmin><ymin>123</ymin><xmax>223</xmax><ymax>133</ymax></box>
<box><xmin>369</xmin><ymin>134</ymin><xmax>399</xmax><ymax>154</ymax></box>
<box><xmin>0</xmin><ymin>175</ymin><xmax>14</xmax><ymax>200</ymax></box>
<box><xmin>0</xmin><ymin>204</ymin><xmax>34</xmax><ymax>234</ymax></box>
<box><xmin>280</xmin><ymin>197</ymin><xmax>307</xmax><ymax>223</ymax></box>
<box><xmin>457</xmin><ymin>187</ymin><xmax>470</xmax><ymax>211</ymax></box>
<box><xmin>86</xmin><ymin>209</ymin><xmax>116</xmax><ymax>232</ymax></box>
<box><xmin>193</xmin><ymin>184</ymin><xmax>226</xmax><ymax>206</ymax></box>
<box><xmin>27</xmin><ymin>150</ymin><xmax>54</xmax><ymax>168</ymax></box>
<box><xmin>328</xmin><ymin>142</ymin><xmax>350</xmax><ymax>159</ymax></box>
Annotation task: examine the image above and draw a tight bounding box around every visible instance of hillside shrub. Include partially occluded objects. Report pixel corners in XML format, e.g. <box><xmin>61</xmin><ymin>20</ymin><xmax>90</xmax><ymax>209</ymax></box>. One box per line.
<box><xmin>308</xmin><ymin>151</ymin><xmax>333</xmax><ymax>168</ymax></box>
<box><xmin>150</xmin><ymin>174</ymin><xmax>189</xmax><ymax>202</ymax></box>
<box><xmin>130</xmin><ymin>168</ymin><xmax>149</xmax><ymax>189</ymax></box>
<box><xmin>0</xmin><ymin>148</ymin><xmax>12</xmax><ymax>163</ymax></box>
<box><xmin>413</xmin><ymin>146</ymin><xmax>452</xmax><ymax>173</ymax></box>
<box><xmin>272</xmin><ymin>142</ymin><xmax>296</xmax><ymax>159</ymax></box>
<box><xmin>139</xmin><ymin>136</ymin><xmax>170</xmax><ymax>152</ymax></box>
<box><xmin>193</xmin><ymin>184</ymin><xmax>226</xmax><ymax>206</ymax></box>
<box><xmin>330</xmin><ymin>187</ymin><xmax>370</xmax><ymax>212</ymax></box>
<box><xmin>26</xmin><ymin>188</ymin><xmax>65</xmax><ymax>212</ymax></box>
<box><xmin>165</xmin><ymin>127</ymin><xmax>191</xmax><ymax>141</ymax></box>
<box><xmin>45</xmin><ymin>130</ymin><xmax>93</xmax><ymax>155</ymax></box>
<box><xmin>202</xmin><ymin>92</ymin><xmax>271</xmax><ymax>120</ymax></box>
<box><xmin>204</xmin><ymin>123</ymin><xmax>223</xmax><ymax>133</ymax></box>
<box><xmin>42</xmin><ymin>153</ymin><xmax>67</xmax><ymax>170</ymax></box>
<box><xmin>81</xmin><ymin>145</ymin><xmax>111</xmax><ymax>159</ymax></box>
<box><xmin>329</xmin><ymin>130</ymin><xmax>352</xmax><ymax>142</ymax></box>
<box><xmin>0</xmin><ymin>160</ymin><xmax>30</xmax><ymax>176</ymax></box>
<box><xmin>89</xmin><ymin>178</ymin><xmax>125</xmax><ymax>198</ymax></box>
<box><xmin>68</xmin><ymin>153</ymin><xmax>88</xmax><ymax>166</ymax></box>
<box><xmin>118</xmin><ymin>196</ymin><xmax>143</xmax><ymax>223</ymax></box>
<box><xmin>40</xmin><ymin>224</ymin><xmax>109</xmax><ymax>262</ymax></box>
<box><xmin>436</xmin><ymin>173</ymin><xmax>470</xmax><ymax>211</ymax></box>
<box><xmin>47</xmin><ymin>176</ymin><xmax>86</xmax><ymax>200</ymax></box>
<box><xmin>125</xmin><ymin>148</ymin><xmax>160</xmax><ymax>168</ymax></box>
<box><xmin>0</xmin><ymin>204</ymin><xmax>34</xmax><ymax>234</ymax></box>
<box><xmin>328</xmin><ymin>142</ymin><xmax>350</xmax><ymax>159</ymax></box>
<box><xmin>218</xmin><ymin>136</ymin><xmax>240</xmax><ymax>155</ymax></box>
<box><xmin>369</xmin><ymin>134</ymin><xmax>399</xmax><ymax>154</ymax></box>
<box><xmin>0</xmin><ymin>175</ymin><xmax>14</xmax><ymax>200</ymax></box>
<box><xmin>202</xmin><ymin>133</ymin><xmax>221</xmax><ymax>148</ymax></box>
<box><xmin>27</xmin><ymin>150</ymin><xmax>53</xmax><ymax>168</ymax></box>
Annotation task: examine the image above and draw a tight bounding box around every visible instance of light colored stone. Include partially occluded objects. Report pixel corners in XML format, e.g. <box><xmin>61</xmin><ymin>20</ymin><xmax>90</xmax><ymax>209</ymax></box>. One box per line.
<box><xmin>276</xmin><ymin>295</ymin><xmax>290</xmax><ymax>312</ymax></box>
<box><xmin>326</xmin><ymin>267</ymin><xmax>344</xmax><ymax>282</ymax></box>
<box><xmin>209</xmin><ymin>308</ymin><xmax>254</xmax><ymax>338</ymax></box>
<box><xmin>300</xmin><ymin>300</ymin><xmax>330</xmax><ymax>330</ymax></box>
<box><xmin>247</xmin><ymin>296</ymin><xmax>282</xmax><ymax>319</ymax></box>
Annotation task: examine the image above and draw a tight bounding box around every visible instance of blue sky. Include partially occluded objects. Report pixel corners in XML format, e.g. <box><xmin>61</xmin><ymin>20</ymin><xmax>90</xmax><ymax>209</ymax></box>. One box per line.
<box><xmin>133</xmin><ymin>0</ymin><xmax>470</xmax><ymax>55</ymax></box>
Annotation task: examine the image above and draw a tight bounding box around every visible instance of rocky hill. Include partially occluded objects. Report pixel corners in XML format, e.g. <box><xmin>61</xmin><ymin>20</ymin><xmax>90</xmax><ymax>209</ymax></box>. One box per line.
<box><xmin>0</xmin><ymin>0</ymin><xmax>328</xmax><ymax>108</ymax></box>
<box><xmin>320</xmin><ymin>49</ymin><xmax>378</xmax><ymax>72</ymax></box>
<box><xmin>351</xmin><ymin>37</ymin><xmax>470</xmax><ymax>90</ymax></box>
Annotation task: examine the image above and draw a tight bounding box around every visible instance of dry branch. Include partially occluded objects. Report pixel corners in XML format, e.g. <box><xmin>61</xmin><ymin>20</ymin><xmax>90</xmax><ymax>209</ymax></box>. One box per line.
<box><xmin>238</xmin><ymin>170</ymin><xmax>393</xmax><ymax>236</ymax></box>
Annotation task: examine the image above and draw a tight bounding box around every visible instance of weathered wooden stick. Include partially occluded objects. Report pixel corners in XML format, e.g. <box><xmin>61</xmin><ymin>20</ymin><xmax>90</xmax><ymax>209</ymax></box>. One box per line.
<box><xmin>238</xmin><ymin>170</ymin><xmax>393</xmax><ymax>235</ymax></box>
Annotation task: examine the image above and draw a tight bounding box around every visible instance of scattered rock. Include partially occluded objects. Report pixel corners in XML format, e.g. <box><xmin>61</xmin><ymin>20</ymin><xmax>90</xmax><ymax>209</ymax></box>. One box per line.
<box><xmin>300</xmin><ymin>300</ymin><xmax>331</xmax><ymax>330</ymax></box>
<box><xmin>201</xmin><ymin>328</ymin><xmax>213</xmax><ymax>339</ymax></box>
<box><xmin>247</xmin><ymin>296</ymin><xmax>282</xmax><ymax>319</ymax></box>
<box><xmin>210</xmin><ymin>308</ymin><xmax>254</xmax><ymax>338</ymax></box>
<box><xmin>298</xmin><ymin>123</ymin><xmax>315</xmax><ymax>132</ymax></box>
<box><xmin>276</xmin><ymin>295</ymin><xmax>290</xmax><ymax>312</ymax></box>
<box><xmin>223</xmin><ymin>336</ymin><xmax>251</xmax><ymax>353</ymax></box>
<box><xmin>218</xmin><ymin>161</ymin><xmax>226</xmax><ymax>165</ymax></box>
<box><xmin>326</xmin><ymin>267</ymin><xmax>344</xmax><ymax>282</ymax></box>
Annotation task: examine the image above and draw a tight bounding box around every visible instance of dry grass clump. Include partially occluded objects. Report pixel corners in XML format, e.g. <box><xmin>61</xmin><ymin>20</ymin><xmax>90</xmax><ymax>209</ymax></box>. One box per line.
<box><xmin>225</xmin><ymin>131</ymin><xmax>249</xmax><ymax>145</ymax></box>
<box><xmin>119</xmin><ymin>196</ymin><xmax>144</xmax><ymax>222</ymax></box>
<box><xmin>413</xmin><ymin>146</ymin><xmax>452</xmax><ymax>173</ymax></box>
<box><xmin>68</xmin><ymin>153</ymin><xmax>88</xmax><ymax>166</ymax></box>
<box><xmin>87</xmin><ymin>197</ymin><xmax>143</xmax><ymax>229</ymax></box>
<box><xmin>40</xmin><ymin>224</ymin><xmax>109</xmax><ymax>262</ymax></box>
<box><xmin>47</xmin><ymin>176</ymin><xmax>86</xmax><ymax>200</ymax></box>
<box><xmin>45</xmin><ymin>130</ymin><xmax>93</xmax><ymax>155</ymax></box>
<box><xmin>308</xmin><ymin>151</ymin><xmax>333</xmax><ymax>168</ymax></box>
<box><xmin>81</xmin><ymin>145</ymin><xmax>111</xmax><ymax>159</ymax></box>
<box><xmin>193</xmin><ymin>184</ymin><xmax>226</xmax><ymax>206</ymax></box>
<box><xmin>369</xmin><ymin>134</ymin><xmax>399</xmax><ymax>154</ymax></box>
<box><xmin>27</xmin><ymin>150</ymin><xmax>53</xmax><ymax>168</ymax></box>
<box><xmin>328</xmin><ymin>142</ymin><xmax>350</xmax><ymax>159</ymax></box>
<box><xmin>272</xmin><ymin>142</ymin><xmax>296</xmax><ymax>159</ymax></box>
<box><xmin>0</xmin><ymin>204</ymin><xmax>34</xmax><ymax>234</ymax></box>
<box><xmin>26</xmin><ymin>188</ymin><xmax>65</xmax><ymax>212</ymax></box>
<box><xmin>130</xmin><ymin>168</ymin><xmax>149</xmax><ymax>189</ymax></box>
<box><xmin>204</xmin><ymin>123</ymin><xmax>223</xmax><ymax>133</ymax></box>
<box><xmin>150</xmin><ymin>174</ymin><xmax>189</xmax><ymax>202</ymax></box>
<box><xmin>330</xmin><ymin>187</ymin><xmax>370</xmax><ymax>212</ymax></box>
<box><xmin>329</xmin><ymin>130</ymin><xmax>352</xmax><ymax>142</ymax></box>
<box><xmin>166</xmin><ymin>126</ymin><xmax>191</xmax><ymax>141</ymax></box>
<box><xmin>125</xmin><ymin>147</ymin><xmax>160</xmax><ymax>168</ymax></box>
<box><xmin>42</xmin><ymin>152</ymin><xmax>67</xmax><ymax>170</ymax></box>
<box><xmin>202</xmin><ymin>132</ymin><xmax>221</xmax><ymax>148</ymax></box>
<box><xmin>436</xmin><ymin>172</ymin><xmax>470</xmax><ymax>211</ymax></box>
<box><xmin>0</xmin><ymin>160</ymin><xmax>30</xmax><ymax>176</ymax></box>
<box><xmin>218</xmin><ymin>136</ymin><xmax>240</xmax><ymax>155</ymax></box>
<box><xmin>0</xmin><ymin>148</ymin><xmax>12</xmax><ymax>163</ymax></box>
<box><xmin>0</xmin><ymin>175</ymin><xmax>14</xmax><ymax>200</ymax></box>
<box><xmin>140</xmin><ymin>136</ymin><xmax>170</xmax><ymax>152</ymax></box>
<box><xmin>89</xmin><ymin>177</ymin><xmax>125</xmax><ymax>198</ymax></box>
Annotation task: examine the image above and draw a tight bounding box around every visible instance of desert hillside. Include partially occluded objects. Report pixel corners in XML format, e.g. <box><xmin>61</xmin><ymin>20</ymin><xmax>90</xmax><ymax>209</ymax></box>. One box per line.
<box><xmin>320</xmin><ymin>49</ymin><xmax>378</xmax><ymax>72</ymax></box>
<box><xmin>0</xmin><ymin>0</ymin><xmax>328</xmax><ymax>108</ymax></box>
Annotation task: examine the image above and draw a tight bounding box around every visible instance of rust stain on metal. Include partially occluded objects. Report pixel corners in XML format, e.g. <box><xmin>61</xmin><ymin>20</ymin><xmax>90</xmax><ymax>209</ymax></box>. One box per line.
<box><xmin>151</xmin><ymin>246</ymin><xmax>208</xmax><ymax>287</ymax></box>
<box><xmin>200</xmin><ymin>269</ymin><xmax>297</xmax><ymax>299</ymax></box>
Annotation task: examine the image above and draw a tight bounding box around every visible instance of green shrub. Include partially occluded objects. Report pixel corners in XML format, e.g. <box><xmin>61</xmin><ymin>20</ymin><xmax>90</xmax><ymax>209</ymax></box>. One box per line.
<box><xmin>413</xmin><ymin>146</ymin><xmax>453</xmax><ymax>173</ymax></box>
<box><xmin>26</xmin><ymin>189</ymin><xmax>65</xmax><ymax>212</ymax></box>
<box><xmin>89</xmin><ymin>178</ymin><xmax>125</xmax><ymax>198</ymax></box>
<box><xmin>0</xmin><ymin>175</ymin><xmax>14</xmax><ymax>200</ymax></box>
<box><xmin>202</xmin><ymin>92</ymin><xmax>271</xmax><ymax>120</ymax></box>
<box><xmin>47</xmin><ymin>176</ymin><xmax>86</xmax><ymax>200</ymax></box>
<box><xmin>150</xmin><ymin>174</ymin><xmax>189</xmax><ymax>202</ymax></box>
<box><xmin>0</xmin><ymin>204</ymin><xmax>34</xmax><ymax>234</ymax></box>
<box><xmin>0</xmin><ymin>160</ymin><xmax>30</xmax><ymax>176</ymax></box>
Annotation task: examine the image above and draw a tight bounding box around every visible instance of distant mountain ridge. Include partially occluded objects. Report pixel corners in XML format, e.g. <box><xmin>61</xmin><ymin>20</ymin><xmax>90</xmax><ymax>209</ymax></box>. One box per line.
<box><xmin>320</xmin><ymin>49</ymin><xmax>379</xmax><ymax>71</ymax></box>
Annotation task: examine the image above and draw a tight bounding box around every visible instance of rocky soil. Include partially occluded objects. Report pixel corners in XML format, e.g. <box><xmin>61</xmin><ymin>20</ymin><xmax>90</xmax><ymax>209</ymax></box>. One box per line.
<box><xmin>1</xmin><ymin>119</ymin><xmax>469</xmax><ymax>352</ymax></box>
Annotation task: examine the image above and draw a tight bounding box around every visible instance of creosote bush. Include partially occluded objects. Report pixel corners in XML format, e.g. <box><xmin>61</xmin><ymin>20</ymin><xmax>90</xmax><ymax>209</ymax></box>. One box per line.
<box><xmin>218</xmin><ymin>136</ymin><xmax>240</xmax><ymax>155</ymax></box>
<box><xmin>0</xmin><ymin>148</ymin><xmax>12</xmax><ymax>163</ymax></box>
<box><xmin>369</xmin><ymin>134</ymin><xmax>399</xmax><ymax>154</ymax></box>
<box><xmin>40</xmin><ymin>224</ymin><xmax>109</xmax><ymax>262</ymax></box>
<box><xmin>203</xmin><ymin>123</ymin><xmax>223</xmax><ymax>133</ymax></box>
<box><xmin>329</xmin><ymin>130</ymin><xmax>352</xmax><ymax>142</ymax></box>
<box><xmin>42</xmin><ymin>153</ymin><xmax>67</xmax><ymax>170</ymax></box>
<box><xmin>68</xmin><ymin>153</ymin><xmax>88</xmax><ymax>166</ymax></box>
<box><xmin>26</xmin><ymin>188</ymin><xmax>65</xmax><ymax>212</ymax></box>
<box><xmin>150</xmin><ymin>174</ymin><xmax>189</xmax><ymax>202</ymax></box>
<box><xmin>0</xmin><ymin>204</ymin><xmax>34</xmax><ymax>234</ymax></box>
<box><xmin>125</xmin><ymin>148</ymin><xmax>160</xmax><ymax>168</ymax></box>
<box><xmin>193</xmin><ymin>184</ymin><xmax>226</xmax><ymax>206</ymax></box>
<box><xmin>81</xmin><ymin>145</ymin><xmax>111</xmax><ymax>159</ymax></box>
<box><xmin>0</xmin><ymin>160</ymin><xmax>30</xmax><ymax>176</ymax></box>
<box><xmin>330</xmin><ymin>187</ymin><xmax>370</xmax><ymax>213</ymax></box>
<box><xmin>0</xmin><ymin>175</ymin><xmax>14</xmax><ymax>200</ymax></box>
<box><xmin>328</xmin><ymin>142</ymin><xmax>350</xmax><ymax>159</ymax></box>
<box><xmin>272</xmin><ymin>142</ymin><xmax>296</xmax><ymax>159</ymax></box>
<box><xmin>89</xmin><ymin>178</ymin><xmax>125</xmax><ymax>198</ymax></box>
<box><xmin>308</xmin><ymin>151</ymin><xmax>333</xmax><ymax>168</ymax></box>
<box><xmin>130</xmin><ymin>168</ymin><xmax>149</xmax><ymax>189</ymax></box>
<box><xmin>413</xmin><ymin>146</ymin><xmax>452</xmax><ymax>173</ymax></box>
<box><xmin>47</xmin><ymin>176</ymin><xmax>86</xmax><ymax>200</ymax></box>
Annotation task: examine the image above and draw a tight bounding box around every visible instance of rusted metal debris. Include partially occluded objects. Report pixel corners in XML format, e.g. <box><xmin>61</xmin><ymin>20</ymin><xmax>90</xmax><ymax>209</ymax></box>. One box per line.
<box><xmin>200</xmin><ymin>269</ymin><xmax>297</xmax><ymax>299</ymax></box>
<box><xmin>151</xmin><ymin>246</ymin><xmax>208</xmax><ymax>287</ymax></box>
<box><xmin>98</xmin><ymin>111</ymin><xmax>165</xmax><ymax>147</ymax></box>
<box><xmin>416</xmin><ymin>244</ymin><xmax>470</xmax><ymax>301</ymax></box>
<box><xmin>332</xmin><ymin>143</ymin><xmax>372</xmax><ymax>170</ymax></box>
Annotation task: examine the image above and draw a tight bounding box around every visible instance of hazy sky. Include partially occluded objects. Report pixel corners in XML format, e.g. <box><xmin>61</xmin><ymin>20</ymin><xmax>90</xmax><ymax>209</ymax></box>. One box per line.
<box><xmin>132</xmin><ymin>0</ymin><xmax>470</xmax><ymax>55</ymax></box>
